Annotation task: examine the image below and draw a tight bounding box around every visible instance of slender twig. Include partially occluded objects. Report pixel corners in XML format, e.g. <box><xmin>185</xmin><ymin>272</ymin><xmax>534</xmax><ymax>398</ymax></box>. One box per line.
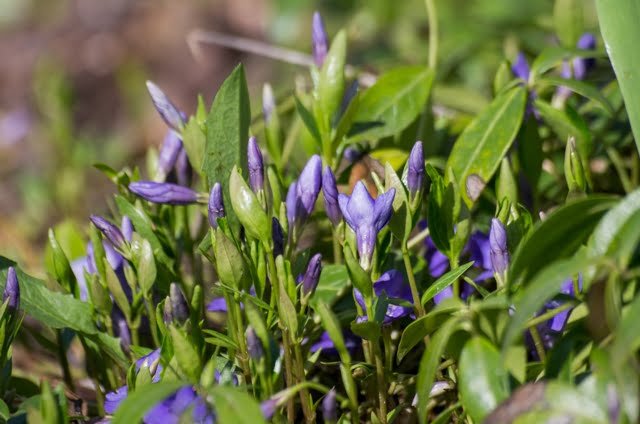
<box><xmin>402</xmin><ymin>248</ymin><xmax>425</xmax><ymax>317</ymax></box>
<box><xmin>424</xmin><ymin>0</ymin><xmax>439</xmax><ymax>69</ymax></box>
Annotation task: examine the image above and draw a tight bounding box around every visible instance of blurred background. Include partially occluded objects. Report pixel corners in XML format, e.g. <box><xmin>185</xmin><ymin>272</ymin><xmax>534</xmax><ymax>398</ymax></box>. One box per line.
<box><xmin>0</xmin><ymin>0</ymin><xmax>599</xmax><ymax>274</ymax></box>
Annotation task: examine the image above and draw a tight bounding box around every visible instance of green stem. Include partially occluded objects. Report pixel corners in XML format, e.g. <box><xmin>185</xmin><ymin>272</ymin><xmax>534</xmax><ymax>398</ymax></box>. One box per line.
<box><xmin>332</xmin><ymin>228</ymin><xmax>343</xmax><ymax>264</ymax></box>
<box><xmin>424</xmin><ymin>0</ymin><xmax>439</xmax><ymax>69</ymax></box>
<box><xmin>144</xmin><ymin>296</ymin><xmax>161</xmax><ymax>347</ymax></box>
<box><xmin>607</xmin><ymin>147</ymin><xmax>633</xmax><ymax>193</ymax></box>
<box><xmin>402</xmin><ymin>248</ymin><xmax>425</xmax><ymax>317</ymax></box>
<box><xmin>293</xmin><ymin>342</ymin><xmax>314</xmax><ymax>423</ymax></box>
<box><xmin>407</xmin><ymin>227</ymin><xmax>430</xmax><ymax>250</ymax></box>
<box><xmin>365</xmin><ymin>304</ymin><xmax>387</xmax><ymax>424</ymax></box>
<box><xmin>526</xmin><ymin>302</ymin><xmax>575</xmax><ymax>328</ymax></box>
<box><xmin>281</xmin><ymin>332</ymin><xmax>296</xmax><ymax>423</ymax></box>
<box><xmin>450</xmin><ymin>256</ymin><xmax>460</xmax><ymax>298</ymax></box>
<box><xmin>529</xmin><ymin>326</ymin><xmax>547</xmax><ymax>362</ymax></box>
<box><xmin>57</xmin><ymin>331</ymin><xmax>75</xmax><ymax>391</ymax></box>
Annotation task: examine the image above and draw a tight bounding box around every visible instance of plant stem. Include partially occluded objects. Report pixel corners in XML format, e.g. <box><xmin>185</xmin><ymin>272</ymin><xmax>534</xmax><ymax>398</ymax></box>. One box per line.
<box><xmin>57</xmin><ymin>331</ymin><xmax>75</xmax><ymax>391</ymax></box>
<box><xmin>332</xmin><ymin>228</ymin><xmax>343</xmax><ymax>264</ymax></box>
<box><xmin>281</xmin><ymin>331</ymin><xmax>296</xmax><ymax>423</ymax></box>
<box><xmin>365</xmin><ymin>305</ymin><xmax>387</xmax><ymax>423</ymax></box>
<box><xmin>529</xmin><ymin>326</ymin><xmax>547</xmax><ymax>362</ymax></box>
<box><xmin>402</xmin><ymin>248</ymin><xmax>425</xmax><ymax>317</ymax></box>
<box><xmin>293</xmin><ymin>342</ymin><xmax>314</xmax><ymax>423</ymax></box>
<box><xmin>526</xmin><ymin>302</ymin><xmax>575</xmax><ymax>328</ymax></box>
<box><xmin>144</xmin><ymin>296</ymin><xmax>160</xmax><ymax>347</ymax></box>
<box><xmin>424</xmin><ymin>0</ymin><xmax>439</xmax><ymax>70</ymax></box>
<box><xmin>407</xmin><ymin>226</ymin><xmax>430</xmax><ymax>250</ymax></box>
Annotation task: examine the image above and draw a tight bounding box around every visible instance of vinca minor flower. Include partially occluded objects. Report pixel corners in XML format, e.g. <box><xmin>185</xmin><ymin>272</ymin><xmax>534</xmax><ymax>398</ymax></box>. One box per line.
<box><xmin>129</xmin><ymin>181</ymin><xmax>199</xmax><ymax>205</ymax></box>
<box><xmin>3</xmin><ymin>267</ymin><xmax>19</xmax><ymax>311</ymax></box>
<box><xmin>247</xmin><ymin>136</ymin><xmax>264</xmax><ymax>192</ymax></box>
<box><xmin>90</xmin><ymin>215</ymin><xmax>126</xmax><ymax>251</ymax></box>
<box><xmin>322</xmin><ymin>388</ymin><xmax>337</xmax><ymax>423</ymax></box>
<box><xmin>353</xmin><ymin>270</ymin><xmax>413</xmax><ymax>324</ymax></box>
<box><xmin>208</xmin><ymin>182</ymin><xmax>225</xmax><ymax>228</ymax></box>
<box><xmin>286</xmin><ymin>155</ymin><xmax>322</xmax><ymax>232</ymax></box>
<box><xmin>338</xmin><ymin>182</ymin><xmax>395</xmax><ymax>270</ymax></box>
<box><xmin>407</xmin><ymin>141</ymin><xmax>425</xmax><ymax>199</ymax></box>
<box><xmin>299</xmin><ymin>253</ymin><xmax>322</xmax><ymax>298</ymax></box>
<box><xmin>312</xmin><ymin>11</ymin><xmax>329</xmax><ymax>68</ymax></box>
<box><xmin>322</xmin><ymin>166</ymin><xmax>342</xmax><ymax>226</ymax></box>
<box><xmin>489</xmin><ymin>218</ymin><xmax>509</xmax><ymax>275</ymax></box>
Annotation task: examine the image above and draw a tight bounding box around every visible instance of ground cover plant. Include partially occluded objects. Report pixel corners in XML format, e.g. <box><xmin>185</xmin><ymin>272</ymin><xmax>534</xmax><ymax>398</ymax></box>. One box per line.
<box><xmin>2</xmin><ymin>0</ymin><xmax>640</xmax><ymax>423</ymax></box>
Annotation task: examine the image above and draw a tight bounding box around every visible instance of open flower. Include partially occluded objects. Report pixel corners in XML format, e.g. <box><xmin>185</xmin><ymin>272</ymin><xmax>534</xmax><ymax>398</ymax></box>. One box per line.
<box><xmin>353</xmin><ymin>270</ymin><xmax>413</xmax><ymax>324</ymax></box>
<box><xmin>338</xmin><ymin>182</ymin><xmax>395</xmax><ymax>270</ymax></box>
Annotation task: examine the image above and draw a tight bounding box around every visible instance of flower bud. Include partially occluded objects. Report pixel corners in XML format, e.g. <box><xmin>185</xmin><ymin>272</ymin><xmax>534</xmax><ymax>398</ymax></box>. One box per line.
<box><xmin>175</xmin><ymin>147</ymin><xmax>193</xmax><ymax>187</ymax></box>
<box><xmin>297</xmin><ymin>155</ymin><xmax>323</xmax><ymax>217</ymax></box>
<box><xmin>300</xmin><ymin>253</ymin><xmax>322</xmax><ymax>298</ymax></box>
<box><xmin>322</xmin><ymin>166</ymin><xmax>342</xmax><ymax>226</ymax></box>
<box><xmin>260</xmin><ymin>398</ymin><xmax>278</xmax><ymax>420</ymax></box>
<box><xmin>121</xmin><ymin>216</ymin><xmax>134</xmax><ymax>242</ymax></box>
<box><xmin>157</xmin><ymin>131</ymin><xmax>183</xmax><ymax>180</ymax></box>
<box><xmin>129</xmin><ymin>181</ymin><xmax>199</xmax><ymax>205</ymax></box>
<box><xmin>247</xmin><ymin>136</ymin><xmax>264</xmax><ymax>192</ymax></box>
<box><xmin>311</xmin><ymin>11</ymin><xmax>329</xmax><ymax>68</ymax></box>
<box><xmin>163</xmin><ymin>296</ymin><xmax>173</xmax><ymax>324</ymax></box>
<box><xmin>272</xmin><ymin>217</ymin><xmax>285</xmax><ymax>258</ymax></box>
<box><xmin>489</xmin><ymin>218</ymin><xmax>509</xmax><ymax>275</ymax></box>
<box><xmin>3</xmin><ymin>267</ymin><xmax>19</xmax><ymax>311</ymax></box>
<box><xmin>245</xmin><ymin>326</ymin><xmax>263</xmax><ymax>360</ymax></box>
<box><xmin>564</xmin><ymin>137</ymin><xmax>587</xmax><ymax>193</ymax></box>
<box><xmin>229</xmin><ymin>167</ymin><xmax>271</xmax><ymax>245</ymax></box>
<box><xmin>262</xmin><ymin>83</ymin><xmax>276</xmax><ymax>125</ymax></box>
<box><xmin>574</xmin><ymin>33</ymin><xmax>596</xmax><ymax>80</ymax></box>
<box><xmin>90</xmin><ymin>215</ymin><xmax>126</xmax><ymax>250</ymax></box>
<box><xmin>322</xmin><ymin>388</ymin><xmax>337</xmax><ymax>423</ymax></box>
<box><xmin>170</xmin><ymin>283</ymin><xmax>189</xmax><ymax>324</ymax></box>
<box><xmin>511</xmin><ymin>52</ymin><xmax>530</xmax><ymax>81</ymax></box>
<box><xmin>208</xmin><ymin>183</ymin><xmax>225</xmax><ymax>228</ymax></box>
<box><xmin>117</xmin><ymin>319</ymin><xmax>131</xmax><ymax>353</ymax></box>
<box><xmin>407</xmin><ymin>141</ymin><xmax>425</xmax><ymax>198</ymax></box>
<box><xmin>146</xmin><ymin>81</ymin><xmax>186</xmax><ymax>131</ymax></box>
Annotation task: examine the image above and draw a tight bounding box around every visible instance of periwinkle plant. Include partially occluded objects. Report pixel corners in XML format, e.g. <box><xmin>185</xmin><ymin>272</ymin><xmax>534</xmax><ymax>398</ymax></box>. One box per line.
<box><xmin>5</xmin><ymin>5</ymin><xmax>640</xmax><ymax>424</ymax></box>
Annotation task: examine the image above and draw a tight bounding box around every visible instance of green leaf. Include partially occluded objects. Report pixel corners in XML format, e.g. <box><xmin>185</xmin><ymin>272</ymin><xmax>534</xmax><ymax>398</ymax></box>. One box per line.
<box><xmin>88</xmin><ymin>332</ymin><xmax>128</xmax><ymax>369</ymax></box>
<box><xmin>169</xmin><ymin>326</ymin><xmax>202</xmax><ymax>383</ymax></box>
<box><xmin>181</xmin><ymin>116</ymin><xmax>206</xmax><ymax>173</ymax></box>
<box><xmin>530</xmin><ymin>46</ymin><xmax>605</xmax><ymax>77</ymax></box>
<box><xmin>595</xmin><ymin>0</ymin><xmax>640</xmax><ymax>155</ymax></box>
<box><xmin>228</xmin><ymin>167</ymin><xmax>271</xmax><ymax>246</ymax></box>
<box><xmin>312</xmin><ymin>264</ymin><xmax>349</xmax><ymax>306</ymax></box>
<box><xmin>397</xmin><ymin>303</ymin><xmax>461</xmax><ymax>362</ymax></box>
<box><xmin>611</xmin><ymin>293</ymin><xmax>640</xmax><ymax>364</ymax></box>
<box><xmin>458</xmin><ymin>337</ymin><xmax>510</xmax><ymax>423</ymax></box>
<box><xmin>0</xmin><ymin>398</ymin><xmax>9</xmax><ymax>420</ymax></box>
<box><xmin>350</xmin><ymin>320</ymin><xmax>380</xmax><ymax>341</ymax></box>
<box><xmin>203</xmin><ymin>64</ymin><xmax>251</xmax><ymax>229</ymax></box>
<box><xmin>553</xmin><ymin>0</ymin><xmax>583</xmax><ymax>47</ymax></box>
<box><xmin>317</xmin><ymin>30</ymin><xmax>347</xmax><ymax>136</ymax></box>
<box><xmin>447</xmin><ymin>86</ymin><xmax>526</xmax><ymax>206</ymax></box>
<box><xmin>133</xmin><ymin>238</ymin><xmax>156</xmax><ymax>295</ymax></box>
<box><xmin>115</xmin><ymin>195</ymin><xmax>173</xmax><ymax>270</ymax></box>
<box><xmin>104</xmin><ymin>259</ymin><xmax>131</xmax><ymax>320</ymax></box>
<box><xmin>421</xmin><ymin>261</ymin><xmax>475</xmax><ymax>305</ymax></box>
<box><xmin>426</xmin><ymin>165</ymin><xmax>455</xmax><ymax>255</ymax></box>
<box><xmin>502</xmin><ymin>253</ymin><xmax>595</xmax><ymax>352</ymax></box>
<box><xmin>508</xmin><ymin>195</ymin><xmax>616</xmax><ymax>288</ymax></box>
<box><xmin>416</xmin><ymin>317</ymin><xmax>465</xmax><ymax>424</ymax></box>
<box><xmin>213</xmin><ymin>228</ymin><xmax>250</xmax><ymax>290</ymax></box>
<box><xmin>589</xmin><ymin>188</ymin><xmax>640</xmax><ymax>270</ymax></box>
<box><xmin>538</xmin><ymin>76</ymin><xmax>614</xmax><ymax>115</ymax></box>
<box><xmin>0</xmin><ymin>262</ymin><xmax>96</xmax><ymax>335</ymax></box>
<box><xmin>294</xmin><ymin>95</ymin><xmax>322</xmax><ymax>144</ymax></box>
<box><xmin>208</xmin><ymin>386</ymin><xmax>267</xmax><ymax>424</ymax></box>
<box><xmin>545</xmin><ymin>382</ymin><xmax>608</xmax><ymax>422</ymax></box>
<box><xmin>351</xmin><ymin>66</ymin><xmax>434</xmax><ymax>141</ymax></box>
<box><xmin>203</xmin><ymin>329</ymin><xmax>238</xmax><ymax>350</ymax></box>
<box><xmin>111</xmin><ymin>381</ymin><xmax>185</xmax><ymax>424</ymax></box>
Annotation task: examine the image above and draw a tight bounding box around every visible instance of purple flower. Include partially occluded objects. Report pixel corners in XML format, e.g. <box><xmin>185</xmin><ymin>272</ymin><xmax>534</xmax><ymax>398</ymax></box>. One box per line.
<box><xmin>145</xmin><ymin>386</ymin><xmax>214</xmax><ymax>424</ymax></box>
<box><xmin>208</xmin><ymin>183</ymin><xmax>225</xmax><ymax>228</ymax></box>
<box><xmin>146</xmin><ymin>81</ymin><xmax>186</xmax><ymax>131</ymax></box>
<box><xmin>260</xmin><ymin>398</ymin><xmax>279</xmax><ymax>420</ymax></box>
<box><xmin>309</xmin><ymin>330</ymin><xmax>359</xmax><ymax>355</ymax></box>
<box><xmin>207</xmin><ymin>287</ymin><xmax>256</xmax><ymax>313</ymax></box>
<box><xmin>90</xmin><ymin>215</ymin><xmax>126</xmax><ymax>250</ymax></box>
<box><xmin>354</xmin><ymin>270</ymin><xmax>413</xmax><ymax>324</ymax></box>
<box><xmin>489</xmin><ymin>218</ymin><xmax>509</xmax><ymax>275</ymax></box>
<box><xmin>117</xmin><ymin>319</ymin><xmax>131</xmax><ymax>352</ymax></box>
<box><xmin>246</xmin><ymin>327</ymin><xmax>263</xmax><ymax>360</ymax></box>
<box><xmin>157</xmin><ymin>131</ymin><xmax>183</xmax><ymax>180</ymax></box>
<box><xmin>286</xmin><ymin>155</ymin><xmax>322</xmax><ymax>230</ymax></box>
<box><xmin>322</xmin><ymin>388</ymin><xmax>337</xmax><ymax>422</ymax></box>
<box><xmin>247</xmin><ymin>137</ymin><xmax>265</xmax><ymax>192</ymax></box>
<box><xmin>556</xmin><ymin>33</ymin><xmax>597</xmax><ymax>101</ymax></box>
<box><xmin>272</xmin><ymin>218</ymin><xmax>285</xmax><ymax>257</ymax></box>
<box><xmin>338</xmin><ymin>182</ymin><xmax>395</xmax><ymax>270</ymax></box>
<box><xmin>170</xmin><ymin>283</ymin><xmax>189</xmax><ymax>324</ymax></box>
<box><xmin>129</xmin><ymin>181</ymin><xmax>199</xmax><ymax>205</ymax></box>
<box><xmin>3</xmin><ymin>267</ymin><xmax>19</xmax><ymax>311</ymax></box>
<box><xmin>407</xmin><ymin>141</ymin><xmax>425</xmax><ymax>198</ymax></box>
<box><xmin>175</xmin><ymin>146</ymin><xmax>192</xmax><ymax>187</ymax></box>
<box><xmin>311</xmin><ymin>11</ymin><xmax>329</xmax><ymax>67</ymax></box>
<box><xmin>322</xmin><ymin>167</ymin><xmax>342</xmax><ymax>226</ymax></box>
<box><xmin>104</xmin><ymin>386</ymin><xmax>128</xmax><ymax>414</ymax></box>
<box><xmin>511</xmin><ymin>52</ymin><xmax>530</xmax><ymax>82</ymax></box>
<box><xmin>299</xmin><ymin>253</ymin><xmax>322</xmax><ymax>297</ymax></box>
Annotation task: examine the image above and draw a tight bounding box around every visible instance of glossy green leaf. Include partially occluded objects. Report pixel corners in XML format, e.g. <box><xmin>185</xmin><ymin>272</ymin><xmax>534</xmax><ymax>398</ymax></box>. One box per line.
<box><xmin>317</xmin><ymin>30</ymin><xmax>346</xmax><ymax>136</ymax></box>
<box><xmin>509</xmin><ymin>195</ymin><xmax>616</xmax><ymax>288</ymax></box>
<box><xmin>596</xmin><ymin>0</ymin><xmax>640</xmax><ymax>154</ymax></box>
<box><xmin>589</xmin><ymin>188</ymin><xmax>640</xmax><ymax>269</ymax></box>
<box><xmin>228</xmin><ymin>167</ymin><xmax>271</xmax><ymax>246</ymax></box>
<box><xmin>209</xmin><ymin>386</ymin><xmax>267</xmax><ymax>424</ymax></box>
<box><xmin>538</xmin><ymin>76</ymin><xmax>614</xmax><ymax>115</ymax></box>
<box><xmin>611</xmin><ymin>293</ymin><xmax>640</xmax><ymax>364</ymax></box>
<box><xmin>351</xmin><ymin>66</ymin><xmax>434</xmax><ymax>141</ymax></box>
<box><xmin>426</xmin><ymin>165</ymin><xmax>455</xmax><ymax>255</ymax></box>
<box><xmin>417</xmin><ymin>317</ymin><xmax>465</xmax><ymax>424</ymax></box>
<box><xmin>312</xmin><ymin>264</ymin><xmax>349</xmax><ymax>306</ymax></box>
<box><xmin>203</xmin><ymin>64</ymin><xmax>251</xmax><ymax>228</ymax></box>
<box><xmin>134</xmin><ymin>238</ymin><xmax>156</xmax><ymax>295</ymax></box>
<box><xmin>294</xmin><ymin>95</ymin><xmax>321</xmax><ymax>144</ymax></box>
<box><xmin>0</xmin><ymin>262</ymin><xmax>96</xmax><ymax>335</ymax></box>
<box><xmin>112</xmin><ymin>381</ymin><xmax>184</xmax><ymax>424</ymax></box>
<box><xmin>213</xmin><ymin>228</ymin><xmax>250</xmax><ymax>290</ymax></box>
<box><xmin>502</xmin><ymin>253</ymin><xmax>595</xmax><ymax>352</ymax></box>
<box><xmin>181</xmin><ymin>116</ymin><xmax>206</xmax><ymax>173</ymax></box>
<box><xmin>169</xmin><ymin>326</ymin><xmax>202</xmax><ymax>382</ymax></box>
<box><xmin>553</xmin><ymin>0</ymin><xmax>583</xmax><ymax>47</ymax></box>
<box><xmin>397</xmin><ymin>303</ymin><xmax>461</xmax><ymax>362</ymax></box>
<box><xmin>458</xmin><ymin>337</ymin><xmax>509</xmax><ymax>422</ymax></box>
<box><xmin>447</xmin><ymin>86</ymin><xmax>526</xmax><ymax>206</ymax></box>
<box><xmin>421</xmin><ymin>261</ymin><xmax>475</xmax><ymax>305</ymax></box>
